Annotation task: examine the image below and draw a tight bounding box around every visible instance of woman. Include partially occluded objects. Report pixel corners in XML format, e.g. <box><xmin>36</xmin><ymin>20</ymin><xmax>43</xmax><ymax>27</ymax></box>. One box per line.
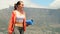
<box><xmin>8</xmin><ymin>1</ymin><xmax>26</xmax><ymax>34</ymax></box>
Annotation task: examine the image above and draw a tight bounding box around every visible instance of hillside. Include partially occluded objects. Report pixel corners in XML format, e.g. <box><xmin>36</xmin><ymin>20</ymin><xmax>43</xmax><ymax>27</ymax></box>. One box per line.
<box><xmin>0</xmin><ymin>6</ymin><xmax>60</xmax><ymax>34</ymax></box>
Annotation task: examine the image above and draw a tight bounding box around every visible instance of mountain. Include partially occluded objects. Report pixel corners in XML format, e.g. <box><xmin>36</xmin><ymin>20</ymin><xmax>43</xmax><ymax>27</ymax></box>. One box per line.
<box><xmin>0</xmin><ymin>6</ymin><xmax>60</xmax><ymax>34</ymax></box>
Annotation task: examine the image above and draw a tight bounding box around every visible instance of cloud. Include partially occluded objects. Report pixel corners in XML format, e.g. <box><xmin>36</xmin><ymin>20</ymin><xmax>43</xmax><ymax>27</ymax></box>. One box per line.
<box><xmin>9</xmin><ymin>0</ymin><xmax>48</xmax><ymax>8</ymax></box>
<box><xmin>0</xmin><ymin>0</ymin><xmax>48</xmax><ymax>10</ymax></box>
<box><xmin>0</xmin><ymin>0</ymin><xmax>60</xmax><ymax>9</ymax></box>
<box><xmin>0</xmin><ymin>0</ymin><xmax>20</xmax><ymax>10</ymax></box>
<box><xmin>0</xmin><ymin>0</ymin><xmax>9</xmax><ymax>9</ymax></box>
<box><xmin>49</xmin><ymin>0</ymin><xmax>60</xmax><ymax>9</ymax></box>
<box><xmin>22</xmin><ymin>0</ymin><xmax>60</xmax><ymax>9</ymax></box>
<box><xmin>23</xmin><ymin>0</ymin><xmax>48</xmax><ymax>8</ymax></box>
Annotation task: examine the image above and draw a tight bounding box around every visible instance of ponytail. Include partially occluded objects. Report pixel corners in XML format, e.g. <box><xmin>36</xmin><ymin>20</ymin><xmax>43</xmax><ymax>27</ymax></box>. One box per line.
<box><xmin>14</xmin><ymin>4</ymin><xmax>17</xmax><ymax>10</ymax></box>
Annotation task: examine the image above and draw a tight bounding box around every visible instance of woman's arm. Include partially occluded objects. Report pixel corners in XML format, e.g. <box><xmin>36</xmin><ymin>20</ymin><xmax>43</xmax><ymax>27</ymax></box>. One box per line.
<box><xmin>8</xmin><ymin>11</ymin><xmax>15</xmax><ymax>34</ymax></box>
<box><xmin>23</xmin><ymin>12</ymin><xmax>26</xmax><ymax>31</ymax></box>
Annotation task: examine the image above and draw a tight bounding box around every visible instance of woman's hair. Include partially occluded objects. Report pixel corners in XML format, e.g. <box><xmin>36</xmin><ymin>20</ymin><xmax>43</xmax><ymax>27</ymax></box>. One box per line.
<box><xmin>14</xmin><ymin>1</ymin><xmax>22</xmax><ymax>10</ymax></box>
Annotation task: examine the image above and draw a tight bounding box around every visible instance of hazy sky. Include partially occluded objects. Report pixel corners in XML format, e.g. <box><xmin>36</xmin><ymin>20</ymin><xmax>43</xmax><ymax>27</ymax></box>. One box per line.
<box><xmin>0</xmin><ymin>0</ymin><xmax>60</xmax><ymax>10</ymax></box>
<box><xmin>30</xmin><ymin>0</ymin><xmax>54</xmax><ymax>6</ymax></box>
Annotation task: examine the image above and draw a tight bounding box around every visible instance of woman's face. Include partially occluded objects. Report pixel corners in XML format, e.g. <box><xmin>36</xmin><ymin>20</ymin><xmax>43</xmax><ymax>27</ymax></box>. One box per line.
<box><xmin>18</xmin><ymin>2</ymin><xmax>24</xmax><ymax>9</ymax></box>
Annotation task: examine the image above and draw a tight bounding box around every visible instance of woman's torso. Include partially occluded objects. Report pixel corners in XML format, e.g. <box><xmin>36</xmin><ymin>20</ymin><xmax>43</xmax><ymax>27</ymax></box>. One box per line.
<box><xmin>14</xmin><ymin>10</ymin><xmax>25</xmax><ymax>27</ymax></box>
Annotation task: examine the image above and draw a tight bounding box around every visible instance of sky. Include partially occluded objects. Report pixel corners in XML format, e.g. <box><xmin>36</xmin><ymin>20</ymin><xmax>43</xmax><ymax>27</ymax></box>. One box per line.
<box><xmin>30</xmin><ymin>0</ymin><xmax>54</xmax><ymax>6</ymax></box>
<box><xmin>0</xmin><ymin>0</ymin><xmax>60</xmax><ymax>10</ymax></box>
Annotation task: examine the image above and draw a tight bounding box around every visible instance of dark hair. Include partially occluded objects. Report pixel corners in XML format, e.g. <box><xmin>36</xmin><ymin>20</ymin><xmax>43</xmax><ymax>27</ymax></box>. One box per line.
<box><xmin>14</xmin><ymin>1</ymin><xmax>21</xmax><ymax>10</ymax></box>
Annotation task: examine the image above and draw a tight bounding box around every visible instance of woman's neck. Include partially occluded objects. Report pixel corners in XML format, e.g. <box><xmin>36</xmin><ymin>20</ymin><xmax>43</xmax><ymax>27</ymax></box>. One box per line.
<box><xmin>17</xmin><ymin>8</ymin><xmax>23</xmax><ymax>11</ymax></box>
<box><xmin>17</xmin><ymin>8</ymin><xmax>24</xmax><ymax>14</ymax></box>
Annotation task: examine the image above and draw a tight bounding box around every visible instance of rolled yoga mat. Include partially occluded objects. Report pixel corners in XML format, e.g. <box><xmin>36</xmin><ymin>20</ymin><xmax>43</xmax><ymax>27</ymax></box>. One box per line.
<box><xmin>26</xmin><ymin>19</ymin><xmax>33</xmax><ymax>25</ymax></box>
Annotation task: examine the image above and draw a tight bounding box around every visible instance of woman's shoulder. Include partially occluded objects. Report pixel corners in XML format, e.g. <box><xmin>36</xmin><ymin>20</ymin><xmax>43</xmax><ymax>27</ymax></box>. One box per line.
<box><xmin>12</xmin><ymin>10</ymin><xmax>17</xmax><ymax>14</ymax></box>
<box><xmin>12</xmin><ymin>10</ymin><xmax>18</xmax><ymax>13</ymax></box>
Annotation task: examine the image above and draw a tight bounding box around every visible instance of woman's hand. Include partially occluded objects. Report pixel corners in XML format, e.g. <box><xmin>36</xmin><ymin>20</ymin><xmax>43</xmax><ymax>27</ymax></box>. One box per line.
<box><xmin>8</xmin><ymin>30</ymin><xmax>13</xmax><ymax>34</ymax></box>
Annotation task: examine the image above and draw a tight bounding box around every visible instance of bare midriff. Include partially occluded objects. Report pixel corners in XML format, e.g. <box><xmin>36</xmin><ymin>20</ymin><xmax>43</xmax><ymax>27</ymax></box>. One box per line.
<box><xmin>15</xmin><ymin>22</ymin><xmax>23</xmax><ymax>27</ymax></box>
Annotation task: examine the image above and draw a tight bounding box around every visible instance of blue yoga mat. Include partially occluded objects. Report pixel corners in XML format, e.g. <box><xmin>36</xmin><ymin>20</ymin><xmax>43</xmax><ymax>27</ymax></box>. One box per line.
<box><xmin>26</xmin><ymin>19</ymin><xmax>33</xmax><ymax>25</ymax></box>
